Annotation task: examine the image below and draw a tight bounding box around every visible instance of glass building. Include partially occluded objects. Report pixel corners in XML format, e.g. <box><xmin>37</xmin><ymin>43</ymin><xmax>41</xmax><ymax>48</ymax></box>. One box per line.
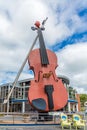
<box><xmin>0</xmin><ymin>76</ymin><xmax>80</xmax><ymax>113</ymax></box>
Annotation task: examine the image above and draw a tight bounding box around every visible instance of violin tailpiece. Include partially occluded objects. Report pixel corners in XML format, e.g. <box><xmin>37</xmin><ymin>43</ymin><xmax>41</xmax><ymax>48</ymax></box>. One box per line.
<box><xmin>45</xmin><ymin>85</ymin><xmax>54</xmax><ymax>110</ymax></box>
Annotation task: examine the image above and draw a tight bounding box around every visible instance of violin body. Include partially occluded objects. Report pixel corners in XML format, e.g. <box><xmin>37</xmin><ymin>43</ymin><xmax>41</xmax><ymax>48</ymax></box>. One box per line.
<box><xmin>28</xmin><ymin>22</ymin><xmax>68</xmax><ymax>112</ymax></box>
<box><xmin>28</xmin><ymin>49</ymin><xmax>68</xmax><ymax>112</ymax></box>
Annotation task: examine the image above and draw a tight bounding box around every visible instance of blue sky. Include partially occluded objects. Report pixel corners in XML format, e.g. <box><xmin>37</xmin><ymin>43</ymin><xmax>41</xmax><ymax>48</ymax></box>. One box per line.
<box><xmin>50</xmin><ymin>31</ymin><xmax>87</xmax><ymax>51</ymax></box>
<box><xmin>0</xmin><ymin>0</ymin><xmax>87</xmax><ymax>94</ymax></box>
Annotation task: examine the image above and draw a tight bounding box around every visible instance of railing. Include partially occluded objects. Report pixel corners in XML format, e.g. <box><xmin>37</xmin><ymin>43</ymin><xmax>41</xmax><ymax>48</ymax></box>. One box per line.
<box><xmin>0</xmin><ymin>112</ymin><xmax>60</xmax><ymax>124</ymax></box>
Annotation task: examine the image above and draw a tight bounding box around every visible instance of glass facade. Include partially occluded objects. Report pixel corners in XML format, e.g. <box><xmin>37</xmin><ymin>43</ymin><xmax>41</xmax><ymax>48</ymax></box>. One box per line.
<box><xmin>68</xmin><ymin>87</ymin><xmax>76</xmax><ymax>100</ymax></box>
<box><xmin>0</xmin><ymin>77</ymin><xmax>79</xmax><ymax>113</ymax></box>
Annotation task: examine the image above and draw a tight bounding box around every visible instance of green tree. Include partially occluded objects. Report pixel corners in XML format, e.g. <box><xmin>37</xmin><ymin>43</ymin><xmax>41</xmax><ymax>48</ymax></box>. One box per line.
<box><xmin>80</xmin><ymin>94</ymin><xmax>87</xmax><ymax>110</ymax></box>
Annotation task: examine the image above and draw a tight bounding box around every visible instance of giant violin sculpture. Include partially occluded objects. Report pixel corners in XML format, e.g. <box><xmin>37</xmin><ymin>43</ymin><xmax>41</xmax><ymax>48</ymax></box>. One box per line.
<box><xmin>28</xmin><ymin>20</ymin><xmax>68</xmax><ymax>112</ymax></box>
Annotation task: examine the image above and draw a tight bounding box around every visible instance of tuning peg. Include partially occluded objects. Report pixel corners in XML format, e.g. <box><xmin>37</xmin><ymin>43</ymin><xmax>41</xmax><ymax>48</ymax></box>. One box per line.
<box><xmin>31</xmin><ymin>26</ymin><xmax>37</xmax><ymax>31</ymax></box>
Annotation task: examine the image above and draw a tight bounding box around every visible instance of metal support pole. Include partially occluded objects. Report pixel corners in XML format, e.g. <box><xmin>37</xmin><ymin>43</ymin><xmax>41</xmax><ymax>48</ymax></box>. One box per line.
<box><xmin>3</xmin><ymin>35</ymin><xmax>38</xmax><ymax>104</ymax></box>
<box><xmin>3</xmin><ymin>17</ymin><xmax>48</xmax><ymax>104</ymax></box>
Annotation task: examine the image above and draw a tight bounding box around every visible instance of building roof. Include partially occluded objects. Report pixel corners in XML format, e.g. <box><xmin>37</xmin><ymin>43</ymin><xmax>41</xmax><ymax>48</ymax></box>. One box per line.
<box><xmin>58</xmin><ymin>75</ymin><xmax>70</xmax><ymax>84</ymax></box>
<box><xmin>0</xmin><ymin>75</ymin><xmax>70</xmax><ymax>87</ymax></box>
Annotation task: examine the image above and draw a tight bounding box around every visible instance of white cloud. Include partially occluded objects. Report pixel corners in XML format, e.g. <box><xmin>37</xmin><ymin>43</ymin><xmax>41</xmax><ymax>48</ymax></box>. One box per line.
<box><xmin>56</xmin><ymin>42</ymin><xmax>87</xmax><ymax>93</ymax></box>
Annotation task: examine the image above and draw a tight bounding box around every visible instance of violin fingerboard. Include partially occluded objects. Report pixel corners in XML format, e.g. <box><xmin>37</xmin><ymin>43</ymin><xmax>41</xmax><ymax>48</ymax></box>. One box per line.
<box><xmin>38</xmin><ymin>28</ymin><xmax>49</xmax><ymax>65</ymax></box>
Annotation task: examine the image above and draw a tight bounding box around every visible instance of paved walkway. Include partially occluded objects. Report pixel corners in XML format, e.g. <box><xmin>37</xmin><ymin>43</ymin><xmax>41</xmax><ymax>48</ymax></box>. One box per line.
<box><xmin>0</xmin><ymin>126</ymin><xmax>86</xmax><ymax>130</ymax></box>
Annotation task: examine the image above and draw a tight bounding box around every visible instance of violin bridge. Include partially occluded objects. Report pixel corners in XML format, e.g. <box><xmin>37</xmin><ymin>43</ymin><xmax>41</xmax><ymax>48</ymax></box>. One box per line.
<box><xmin>43</xmin><ymin>72</ymin><xmax>52</xmax><ymax>78</ymax></box>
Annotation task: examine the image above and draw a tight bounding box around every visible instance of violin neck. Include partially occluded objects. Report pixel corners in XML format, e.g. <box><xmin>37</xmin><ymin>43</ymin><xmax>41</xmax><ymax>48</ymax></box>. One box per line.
<box><xmin>38</xmin><ymin>28</ymin><xmax>49</xmax><ymax>65</ymax></box>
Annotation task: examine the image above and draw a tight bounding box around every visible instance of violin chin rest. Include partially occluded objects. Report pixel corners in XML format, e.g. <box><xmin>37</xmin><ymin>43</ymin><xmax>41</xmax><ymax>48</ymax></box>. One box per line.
<box><xmin>32</xmin><ymin>98</ymin><xmax>46</xmax><ymax>111</ymax></box>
